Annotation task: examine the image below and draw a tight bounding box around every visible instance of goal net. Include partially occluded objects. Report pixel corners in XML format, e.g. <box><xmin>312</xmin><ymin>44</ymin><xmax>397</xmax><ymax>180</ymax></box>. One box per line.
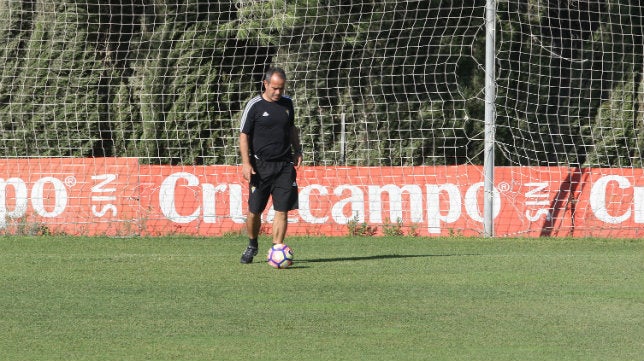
<box><xmin>0</xmin><ymin>0</ymin><xmax>642</xmax><ymax>237</ymax></box>
<box><xmin>495</xmin><ymin>1</ymin><xmax>643</xmax><ymax>236</ymax></box>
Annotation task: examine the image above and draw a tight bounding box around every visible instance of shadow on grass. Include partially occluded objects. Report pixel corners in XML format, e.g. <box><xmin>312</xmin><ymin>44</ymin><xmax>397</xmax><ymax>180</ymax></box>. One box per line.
<box><xmin>299</xmin><ymin>253</ymin><xmax>473</xmax><ymax>263</ymax></box>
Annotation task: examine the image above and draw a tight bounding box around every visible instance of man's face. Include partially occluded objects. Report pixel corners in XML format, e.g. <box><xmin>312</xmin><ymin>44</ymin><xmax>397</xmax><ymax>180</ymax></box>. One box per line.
<box><xmin>263</xmin><ymin>74</ymin><xmax>286</xmax><ymax>102</ymax></box>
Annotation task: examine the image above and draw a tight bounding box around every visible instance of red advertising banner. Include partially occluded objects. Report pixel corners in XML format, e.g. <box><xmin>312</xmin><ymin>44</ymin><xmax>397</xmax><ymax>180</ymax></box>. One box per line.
<box><xmin>0</xmin><ymin>158</ymin><xmax>140</xmax><ymax>236</ymax></box>
<box><xmin>1</xmin><ymin>158</ymin><xmax>643</xmax><ymax>238</ymax></box>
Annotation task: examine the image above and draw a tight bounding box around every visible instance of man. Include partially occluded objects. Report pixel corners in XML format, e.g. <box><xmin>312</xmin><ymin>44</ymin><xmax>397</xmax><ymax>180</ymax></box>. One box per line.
<box><xmin>239</xmin><ymin>67</ymin><xmax>303</xmax><ymax>264</ymax></box>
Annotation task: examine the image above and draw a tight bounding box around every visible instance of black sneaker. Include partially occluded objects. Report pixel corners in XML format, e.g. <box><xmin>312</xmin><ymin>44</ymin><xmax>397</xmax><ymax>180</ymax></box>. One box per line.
<box><xmin>240</xmin><ymin>246</ymin><xmax>258</xmax><ymax>264</ymax></box>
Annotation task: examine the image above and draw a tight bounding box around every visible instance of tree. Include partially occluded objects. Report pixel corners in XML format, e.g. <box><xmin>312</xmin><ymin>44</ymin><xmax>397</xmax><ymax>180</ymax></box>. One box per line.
<box><xmin>2</xmin><ymin>1</ymin><xmax>104</xmax><ymax>157</ymax></box>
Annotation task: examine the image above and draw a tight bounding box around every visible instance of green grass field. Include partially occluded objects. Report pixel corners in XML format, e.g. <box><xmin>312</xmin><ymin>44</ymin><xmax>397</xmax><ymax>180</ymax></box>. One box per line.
<box><xmin>1</xmin><ymin>236</ymin><xmax>642</xmax><ymax>361</ymax></box>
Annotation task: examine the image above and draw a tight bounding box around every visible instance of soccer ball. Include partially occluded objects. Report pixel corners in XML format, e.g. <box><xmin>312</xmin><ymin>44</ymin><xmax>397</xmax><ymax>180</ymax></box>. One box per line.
<box><xmin>267</xmin><ymin>243</ymin><xmax>294</xmax><ymax>269</ymax></box>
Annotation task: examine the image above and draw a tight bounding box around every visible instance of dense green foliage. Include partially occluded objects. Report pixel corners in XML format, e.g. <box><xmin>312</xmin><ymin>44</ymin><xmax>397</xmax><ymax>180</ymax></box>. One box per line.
<box><xmin>0</xmin><ymin>0</ymin><xmax>642</xmax><ymax>166</ymax></box>
<box><xmin>496</xmin><ymin>1</ymin><xmax>644</xmax><ymax>166</ymax></box>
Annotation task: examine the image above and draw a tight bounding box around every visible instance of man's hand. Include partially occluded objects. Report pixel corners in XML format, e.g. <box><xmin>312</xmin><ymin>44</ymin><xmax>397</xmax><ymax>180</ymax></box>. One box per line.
<box><xmin>242</xmin><ymin>163</ymin><xmax>255</xmax><ymax>182</ymax></box>
<box><xmin>239</xmin><ymin>133</ymin><xmax>255</xmax><ymax>182</ymax></box>
<box><xmin>294</xmin><ymin>153</ymin><xmax>303</xmax><ymax>168</ymax></box>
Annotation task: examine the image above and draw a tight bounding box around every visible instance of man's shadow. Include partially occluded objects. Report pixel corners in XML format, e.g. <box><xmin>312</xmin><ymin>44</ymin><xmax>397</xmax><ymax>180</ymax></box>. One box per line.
<box><xmin>298</xmin><ymin>253</ymin><xmax>472</xmax><ymax>264</ymax></box>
